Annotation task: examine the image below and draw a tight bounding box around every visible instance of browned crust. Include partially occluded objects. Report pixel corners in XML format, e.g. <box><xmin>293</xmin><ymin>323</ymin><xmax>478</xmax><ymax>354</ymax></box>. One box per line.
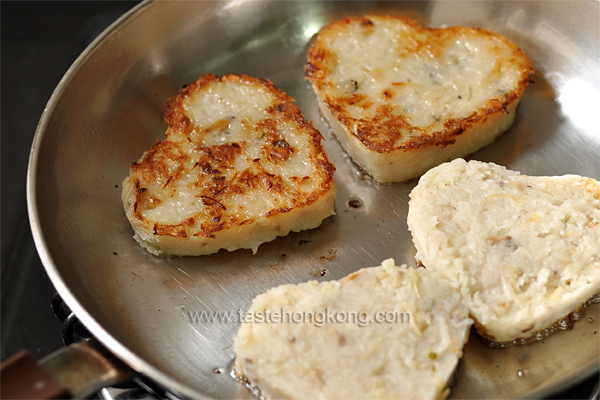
<box><xmin>126</xmin><ymin>73</ymin><xmax>336</xmax><ymax>239</ymax></box>
<box><xmin>305</xmin><ymin>15</ymin><xmax>534</xmax><ymax>154</ymax></box>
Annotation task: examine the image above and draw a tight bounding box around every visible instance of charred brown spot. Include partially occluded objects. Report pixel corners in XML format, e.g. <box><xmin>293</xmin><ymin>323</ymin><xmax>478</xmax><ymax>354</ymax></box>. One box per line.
<box><xmin>200</xmin><ymin>196</ymin><xmax>227</xmax><ymax>210</ymax></box>
<box><xmin>255</xmin><ymin>119</ymin><xmax>278</xmax><ymax>139</ymax></box>
<box><xmin>255</xmin><ymin>119</ymin><xmax>295</xmax><ymax>162</ymax></box>
<box><xmin>153</xmin><ymin>219</ymin><xmax>192</xmax><ymax>238</ymax></box>
<box><xmin>130</xmin><ymin>140</ymin><xmax>188</xmax><ymax>182</ymax></box>
<box><xmin>334</xmin><ymin>93</ymin><xmax>367</xmax><ymax>107</ymax></box>
<box><xmin>164</xmin><ymin>99</ymin><xmax>193</xmax><ymax>136</ymax></box>
<box><xmin>147</xmin><ymin>196</ymin><xmax>161</xmax><ymax>209</ymax></box>
<box><xmin>199</xmin><ymin>161</ymin><xmax>220</xmax><ymax>175</ymax></box>
<box><xmin>266</xmin><ymin>207</ymin><xmax>292</xmax><ymax>217</ymax></box>
<box><xmin>132</xmin><ymin>180</ymin><xmax>142</xmax><ymax>214</ymax></box>
<box><xmin>305</xmin><ymin>62</ymin><xmax>319</xmax><ymax>78</ymax></box>
<box><xmin>203</xmin><ymin>143</ymin><xmax>242</xmax><ymax>163</ymax></box>
<box><xmin>290</xmin><ymin>176</ymin><xmax>311</xmax><ymax>184</ymax></box>
<box><xmin>212</xmin><ymin>185</ymin><xmax>227</xmax><ymax>196</ymax></box>
<box><xmin>269</xmin><ymin>139</ymin><xmax>293</xmax><ymax>161</ymax></box>
<box><xmin>309</xmin><ymin>47</ymin><xmax>328</xmax><ymax>63</ymax></box>
<box><xmin>269</xmin><ymin>102</ymin><xmax>297</xmax><ymax>116</ymax></box>
<box><xmin>337</xmin><ymin>104</ymin><xmax>412</xmax><ymax>152</ymax></box>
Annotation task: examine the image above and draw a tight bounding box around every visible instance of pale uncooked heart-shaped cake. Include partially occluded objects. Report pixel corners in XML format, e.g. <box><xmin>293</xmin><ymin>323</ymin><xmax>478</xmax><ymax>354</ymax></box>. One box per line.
<box><xmin>407</xmin><ymin>159</ymin><xmax>600</xmax><ymax>344</ymax></box>
<box><xmin>234</xmin><ymin>259</ymin><xmax>472</xmax><ymax>399</ymax></box>
<box><xmin>306</xmin><ymin>16</ymin><xmax>533</xmax><ymax>182</ymax></box>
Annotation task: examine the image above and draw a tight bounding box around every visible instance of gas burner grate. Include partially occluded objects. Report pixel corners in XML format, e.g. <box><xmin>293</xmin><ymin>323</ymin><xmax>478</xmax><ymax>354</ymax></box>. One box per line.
<box><xmin>50</xmin><ymin>293</ymin><xmax>180</xmax><ymax>400</ymax></box>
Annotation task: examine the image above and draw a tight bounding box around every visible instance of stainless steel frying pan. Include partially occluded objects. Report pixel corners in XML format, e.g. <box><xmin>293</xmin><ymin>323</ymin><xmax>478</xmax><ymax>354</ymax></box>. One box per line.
<box><xmin>27</xmin><ymin>1</ymin><xmax>600</xmax><ymax>398</ymax></box>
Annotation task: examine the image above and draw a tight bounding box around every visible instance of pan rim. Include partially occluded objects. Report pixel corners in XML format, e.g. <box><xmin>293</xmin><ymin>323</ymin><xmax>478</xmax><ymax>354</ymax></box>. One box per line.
<box><xmin>25</xmin><ymin>0</ymin><xmax>209</xmax><ymax>398</ymax></box>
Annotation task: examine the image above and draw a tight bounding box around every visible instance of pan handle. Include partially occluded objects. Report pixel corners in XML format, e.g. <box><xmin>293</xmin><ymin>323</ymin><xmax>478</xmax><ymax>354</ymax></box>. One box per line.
<box><xmin>1</xmin><ymin>338</ymin><xmax>135</xmax><ymax>399</ymax></box>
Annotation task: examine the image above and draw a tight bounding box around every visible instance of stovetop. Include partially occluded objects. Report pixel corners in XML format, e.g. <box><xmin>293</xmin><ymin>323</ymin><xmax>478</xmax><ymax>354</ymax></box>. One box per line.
<box><xmin>1</xmin><ymin>2</ymin><xmax>598</xmax><ymax>399</ymax></box>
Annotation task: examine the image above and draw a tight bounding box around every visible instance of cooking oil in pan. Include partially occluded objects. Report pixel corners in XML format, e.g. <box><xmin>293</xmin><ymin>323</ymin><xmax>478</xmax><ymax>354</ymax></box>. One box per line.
<box><xmin>227</xmin><ymin>357</ymin><xmax>266</xmax><ymax>400</ymax></box>
<box><xmin>484</xmin><ymin>291</ymin><xmax>600</xmax><ymax>348</ymax></box>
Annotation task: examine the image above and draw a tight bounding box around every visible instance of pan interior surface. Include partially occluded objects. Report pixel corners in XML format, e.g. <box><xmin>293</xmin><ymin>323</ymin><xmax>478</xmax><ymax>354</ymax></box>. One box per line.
<box><xmin>28</xmin><ymin>1</ymin><xmax>600</xmax><ymax>398</ymax></box>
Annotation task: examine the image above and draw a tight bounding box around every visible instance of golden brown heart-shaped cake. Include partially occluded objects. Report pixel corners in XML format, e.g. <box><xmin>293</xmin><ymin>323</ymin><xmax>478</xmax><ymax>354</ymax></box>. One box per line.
<box><xmin>306</xmin><ymin>16</ymin><xmax>533</xmax><ymax>183</ymax></box>
<box><xmin>122</xmin><ymin>74</ymin><xmax>337</xmax><ymax>256</ymax></box>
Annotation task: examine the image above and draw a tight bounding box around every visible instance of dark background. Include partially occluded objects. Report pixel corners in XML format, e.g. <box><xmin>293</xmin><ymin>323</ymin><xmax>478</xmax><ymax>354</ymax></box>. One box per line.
<box><xmin>1</xmin><ymin>0</ymin><xmax>139</xmax><ymax>360</ymax></box>
<box><xmin>1</xmin><ymin>1</ymin><xmax>597</xmax><ymax>398</ymax></box>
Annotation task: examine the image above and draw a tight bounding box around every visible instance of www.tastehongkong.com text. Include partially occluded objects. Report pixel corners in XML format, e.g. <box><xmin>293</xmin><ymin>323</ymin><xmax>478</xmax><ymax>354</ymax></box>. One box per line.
<box><xmin>187</xmin><ymin>308</ymin><xmax>410</xmax><ymax>327</ymax></box>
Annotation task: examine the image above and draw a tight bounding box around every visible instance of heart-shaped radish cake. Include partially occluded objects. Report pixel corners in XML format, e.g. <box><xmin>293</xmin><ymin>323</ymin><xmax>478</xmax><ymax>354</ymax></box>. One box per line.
<box><xmin>234</xmin><ymin>259</ymin><xmax>472</xmax><ymax>399</ymax></box>
<box><xmin>407</xmin><ymin>159</ymin><xmax>600</xmax><ymax>344</ymax></box>
<box><xmin>122</xmin><ymin>74</ymin><xmax>337</xmax><ymax>256</ymax></box>
<box><xmin>306</xmin><ymin>16</ymin><xmax>533</xmax><ymax>183</ymax></box>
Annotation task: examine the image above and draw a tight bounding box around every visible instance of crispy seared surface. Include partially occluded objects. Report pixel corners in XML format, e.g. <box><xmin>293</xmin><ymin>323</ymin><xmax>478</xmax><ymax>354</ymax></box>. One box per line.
<box><xmin>122</xmin><ymin>74</ymin><xmax>336</xmax><ymax>256</ymax></box>
<box><xmin>306</xmin><ymin>15</ymin><xmax>532</xmax><ymax>158</ymax></box>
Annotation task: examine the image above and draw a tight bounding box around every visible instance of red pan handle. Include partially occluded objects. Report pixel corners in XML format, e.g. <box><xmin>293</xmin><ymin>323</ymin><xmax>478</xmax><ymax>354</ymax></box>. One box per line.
<box><xmin>1</xmin><ymin>351</ymin><xmax>70</xmax><ymax>399</ymax></box>
<box><xmin>1</xmin><ymin>338</ymin><xmax>134</xmax><ymax>399</ymax></box>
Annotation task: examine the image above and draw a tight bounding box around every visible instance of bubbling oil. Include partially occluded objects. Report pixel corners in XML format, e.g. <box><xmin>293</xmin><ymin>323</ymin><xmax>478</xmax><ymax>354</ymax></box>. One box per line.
<box><xmin>228</xmin><ymin>357</ymin><xmax>266</xmax><ymax>400</ymax></box>
<box><xmin>483</xmin><ymin>291</ymin><xmax>600</xmax><ymax>348</ymax></box>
